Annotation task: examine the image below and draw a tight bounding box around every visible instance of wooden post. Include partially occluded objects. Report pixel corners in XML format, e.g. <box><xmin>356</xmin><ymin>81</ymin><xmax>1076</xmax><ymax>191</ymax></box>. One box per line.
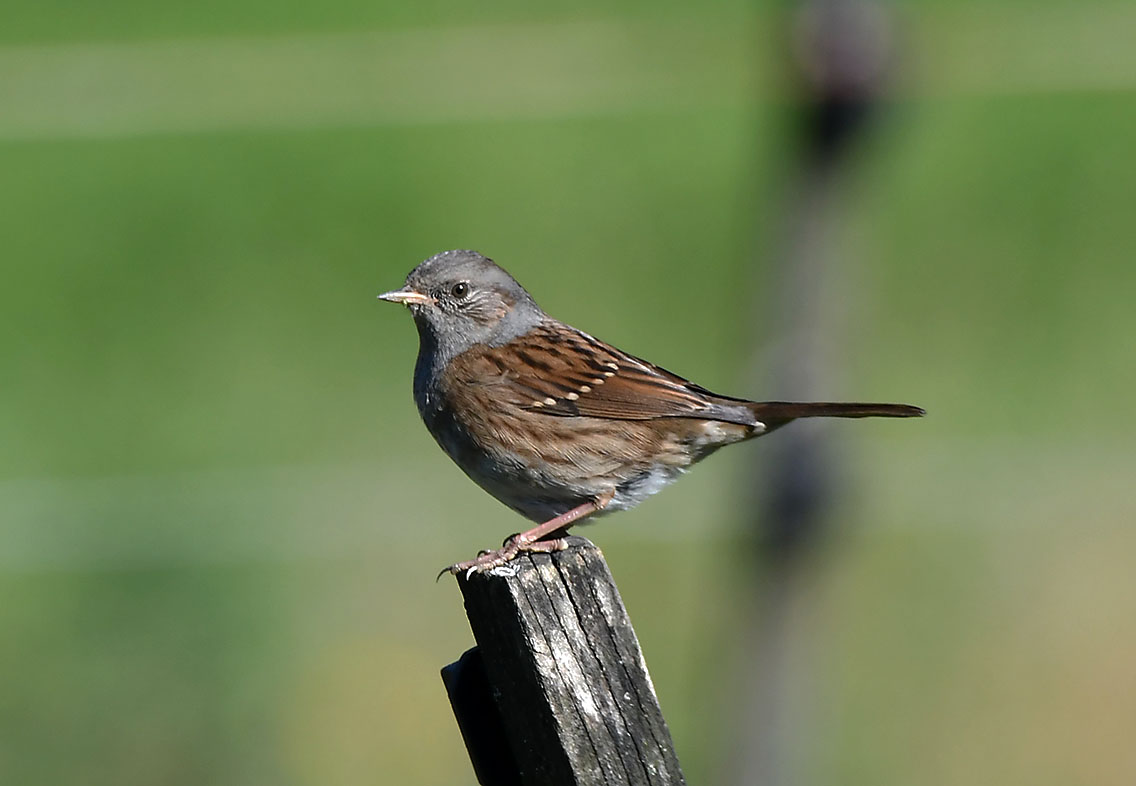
<box><xmin>441</xmin><ymin>536</ymin><xmax>685</xmax><ymax>786</ymax></box>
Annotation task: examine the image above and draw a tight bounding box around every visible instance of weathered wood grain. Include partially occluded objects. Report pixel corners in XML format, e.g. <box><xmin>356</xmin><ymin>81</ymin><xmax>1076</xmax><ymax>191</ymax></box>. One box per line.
<box><xmin>444</xmin><ymin>536</ymin><xmax>685</xmax><ymax>786</ymax></box>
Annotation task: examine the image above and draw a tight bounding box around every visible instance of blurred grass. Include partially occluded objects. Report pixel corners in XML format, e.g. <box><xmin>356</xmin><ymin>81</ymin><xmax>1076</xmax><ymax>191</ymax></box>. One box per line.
<box><xmin>1</xmin><ymin>1</ymin><xmax>1134</xmax><ymax>785</ymax></box>
<box><xmin>0</xmin><ymin>0</ymin><xmax>758</xmax><ymax>44</ymax></box>
<box><xmin>0</xmin><ymin>109</ymin><xmax>756</xmax><ymax>477</ymax></box>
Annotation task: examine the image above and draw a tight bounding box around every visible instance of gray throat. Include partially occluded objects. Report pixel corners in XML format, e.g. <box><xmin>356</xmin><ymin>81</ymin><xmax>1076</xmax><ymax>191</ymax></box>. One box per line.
<box><xmin>411</xmin><ymin>299</ymin><xmax>545</xmax><ymax>415</ymax></box>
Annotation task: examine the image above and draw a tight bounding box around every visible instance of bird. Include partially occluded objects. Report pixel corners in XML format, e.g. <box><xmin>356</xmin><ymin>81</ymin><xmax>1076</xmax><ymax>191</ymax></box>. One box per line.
<box><xmin>379</xmin><ymin>250</ymin><xmax>923</xmax><ymax>575</ymax></box>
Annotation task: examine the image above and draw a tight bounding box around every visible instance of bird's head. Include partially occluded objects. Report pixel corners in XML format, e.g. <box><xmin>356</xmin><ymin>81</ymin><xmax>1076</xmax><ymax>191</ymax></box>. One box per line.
<box><xmin>379</xmin><ymin>250</ymin><xmax>543</xmax><ymax>361</ymax></box>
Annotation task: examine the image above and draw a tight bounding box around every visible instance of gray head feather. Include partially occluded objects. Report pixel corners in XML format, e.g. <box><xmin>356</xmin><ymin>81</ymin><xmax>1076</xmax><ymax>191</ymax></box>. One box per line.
<box><xmin>399</xmin><ymin>249</ymin><xmax>546</xmax><ymax>372</ymax></box>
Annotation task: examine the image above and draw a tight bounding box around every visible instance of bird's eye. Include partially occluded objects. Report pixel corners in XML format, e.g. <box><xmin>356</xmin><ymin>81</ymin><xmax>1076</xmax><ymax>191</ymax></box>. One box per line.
<box><xmin>450</xmin><ymin>281</ymin><xmax>470</xmax><ymax>299</ymax></box>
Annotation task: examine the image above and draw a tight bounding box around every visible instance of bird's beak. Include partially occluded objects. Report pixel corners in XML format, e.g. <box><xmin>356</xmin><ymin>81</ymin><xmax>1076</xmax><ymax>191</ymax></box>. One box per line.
<box><xmin>378</xmin><ymin>287</ymin><xmax>434</xmax><ymax>306</ymax></box>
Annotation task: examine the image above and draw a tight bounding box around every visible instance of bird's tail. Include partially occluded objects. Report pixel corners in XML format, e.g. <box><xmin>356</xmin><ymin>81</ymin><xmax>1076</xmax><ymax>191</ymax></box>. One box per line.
<box><xmin>746</xmin><ymin>401</ymin><xmax>925</xmax><ymax>432</ymax></box>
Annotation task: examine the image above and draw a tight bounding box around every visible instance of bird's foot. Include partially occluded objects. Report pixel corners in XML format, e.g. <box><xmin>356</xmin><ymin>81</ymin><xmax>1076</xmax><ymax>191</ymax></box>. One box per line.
<box><xmin>440</xmin><ymin>535</ymin><xmax>569</xmax><ymax>580</ymax></box>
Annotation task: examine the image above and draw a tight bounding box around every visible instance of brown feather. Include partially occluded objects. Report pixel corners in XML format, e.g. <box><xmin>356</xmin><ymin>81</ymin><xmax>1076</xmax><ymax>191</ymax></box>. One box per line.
<box><xmin>474</xmin><ymin>322</ymin><xmax>720</xmax><ymax>421</ymax></box>
<box><xmin>747</xmin><ymin>401</ymin><xmax>926</xmax><ymax>431</ymax></box>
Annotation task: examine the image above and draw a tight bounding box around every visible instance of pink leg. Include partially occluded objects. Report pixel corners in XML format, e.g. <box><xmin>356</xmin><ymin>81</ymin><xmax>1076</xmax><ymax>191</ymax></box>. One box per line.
<box><xmin>444</xmin><ymin>493</ymin><xmax>613</xmax><ymax>577</ymax></box>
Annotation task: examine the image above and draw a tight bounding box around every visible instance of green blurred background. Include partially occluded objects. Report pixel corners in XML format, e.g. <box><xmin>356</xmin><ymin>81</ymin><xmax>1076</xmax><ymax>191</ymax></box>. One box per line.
<box><xmin>2</xmin><ymin>0</ymin><xmax>1134</xmax><ymax>783</ymax></box>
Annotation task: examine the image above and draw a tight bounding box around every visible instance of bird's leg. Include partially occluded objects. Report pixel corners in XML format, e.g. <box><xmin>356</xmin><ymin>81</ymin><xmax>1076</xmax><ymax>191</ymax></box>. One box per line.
<box><xmin>445</xmin><ymin>492</ymin><xmax>614</xmax><ymax>577</ymax></box>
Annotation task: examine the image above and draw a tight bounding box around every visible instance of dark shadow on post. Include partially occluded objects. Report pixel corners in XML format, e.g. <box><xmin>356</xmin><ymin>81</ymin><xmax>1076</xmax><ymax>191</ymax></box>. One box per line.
<box><xmin>441</xmin><ymin>647</ymin><xmax>524</xmax><ymax>786</ymax></box>
<box><xmin>442</xmin><ymin>536</ymin><xmax>685</xmax><ymax>786</ymax></box>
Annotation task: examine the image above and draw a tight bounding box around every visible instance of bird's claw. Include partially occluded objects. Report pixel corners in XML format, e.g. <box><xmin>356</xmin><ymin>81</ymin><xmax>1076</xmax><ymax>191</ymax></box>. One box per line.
<box><xmin>438</xmin><ymin>536</ymin><xmax>570</xmax><ymax>580</ymax></box>
<box><xmin>444</xmin><ymin>542</ymin><xmax>521</xmax><ymax>578</ymax></box>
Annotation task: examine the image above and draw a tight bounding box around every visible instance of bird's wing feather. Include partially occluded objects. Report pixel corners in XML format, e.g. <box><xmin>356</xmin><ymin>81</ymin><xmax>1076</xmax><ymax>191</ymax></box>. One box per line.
<box><xmin>456</xmin><ymin>321</ymin><xmax>758</xmax><ymax>425</ymax></box>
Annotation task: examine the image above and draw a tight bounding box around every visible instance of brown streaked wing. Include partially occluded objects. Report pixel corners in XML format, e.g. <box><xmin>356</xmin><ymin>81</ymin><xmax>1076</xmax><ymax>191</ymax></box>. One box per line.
<box><xmin>469</xmin><ymin>321</ymin><xmax>728</xmax><ymax>421</ymax></box>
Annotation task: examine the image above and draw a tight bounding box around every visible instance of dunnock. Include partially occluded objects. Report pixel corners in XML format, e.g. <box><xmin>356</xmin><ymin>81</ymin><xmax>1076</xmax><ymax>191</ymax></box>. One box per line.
<box><xmin>380</xmin><ymin>250</ymin><xmax>923</xmax><ymax>575</ymax></box>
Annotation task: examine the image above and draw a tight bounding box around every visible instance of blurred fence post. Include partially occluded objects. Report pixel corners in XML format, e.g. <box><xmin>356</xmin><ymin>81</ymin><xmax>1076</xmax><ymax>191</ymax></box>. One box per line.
<box><xmin>441</xmin><ymin>536</ymin><xmax>685</xmax><ymax>786</ymax></box>
<box><xmin>731</xmin><ymin>1</ymin><xmax>897</xmax><ymax>784</ymax></box>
